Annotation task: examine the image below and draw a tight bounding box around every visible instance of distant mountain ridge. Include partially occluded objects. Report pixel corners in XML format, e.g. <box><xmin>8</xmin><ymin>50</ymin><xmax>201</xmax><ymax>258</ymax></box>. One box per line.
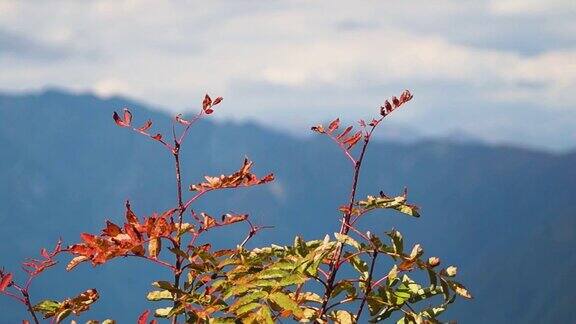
<box><xmin>0</xmin><ymin>89</ymin><xmax>574</xmax><ymax>323</ymax></box>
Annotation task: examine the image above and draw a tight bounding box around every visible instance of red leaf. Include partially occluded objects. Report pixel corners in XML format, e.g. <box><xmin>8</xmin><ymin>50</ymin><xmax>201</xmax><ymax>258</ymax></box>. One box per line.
<box><xmin>212</xmin><ymin>96</ymin><xmax>223</xmax><ymax>105</ymax></box>
<box><xmin>0</xmin><ymin>273</ymin><xmax>13</xmax><ymax>291</ymax></box>
<box><xmin>175</xmin><ymin>114</ymin><xmax>191</xmax><ymax>125</ymax></box>
<box><xmin>358</xmin><ymin>119</ymin><xmax>366</xmax><ymax>127</ymax></box>
<box><xmin>40</xmin><ymin>248</ymin><xmax>50</xmax><ymax>259</ymax></box>
<box><xmin>138</xmin><ymin>120</ymin><xmax>152</xmax><ymax>133</ymax></box>
<box><xmin>201</xmin><ymin>213</ymin><xmax>218</xmax><ymax>231</ymax></box>
<box><xmin>80</xmin><ymin>233</ymin><xmax>97</xmax><ymax>245</ymax></box>
<box><xmin>151</xmin><ymin>134</ymin><xmax>163</xmax><ymax>141</ymax></box>
<box><xmin>123</xmin><ymin>109</ymin><xmax>132</xmax><ymax>126</ymax></box>
<box><xmin>138</xmin><ymin>310</ymin><xmax>150</xmax><ymax>324</ymax></box>
<box><xmin>311</xmin><ymin>124</ymin><xmax>325</xmax><ymax>133</ymax></box>
<box><xmin>190</xmin><ymin>159</ymin><xmax>274</xmax><ymax>192</ymax></box>
<box><xmin>342</xmin><ymin>131</ymin><xmax>362</xmax><ymax>150</ymax></box>
<box><xmin>337</xmin><ymin>126</ymin><xmax>353</xmax><ymax>140</ymax></box>
<box><xmin>328</xmin><ymin>118</ymin><xmax>340</xmax><ymax>133</ymax></box>
<box><xmin>102</xmin><ymin>221</ymin><xmax>122</xmax><ymax>237</ymax></box>
<box><xmin>125</xmin><ymin>201</ymin><xmax>139</xmax><ymax>225</ymax></box>
<box><xmin>203</xmin><ymin>94</ymin><xmax>212</xmax><ymax>111</ymax></box>
<box><xmin>400</xmin><ymin>89</ymin><xmax>413</xmax><ymax>103</ymax></box>
<box><xmin>112</xmin><ymin>111</ymin><xmax>129</xmax><ymax>127</ymax></box>
<box><xmin>221</xmin><ymin>213</ymin><xmax>248</xmax><ymax>225</ymax></box>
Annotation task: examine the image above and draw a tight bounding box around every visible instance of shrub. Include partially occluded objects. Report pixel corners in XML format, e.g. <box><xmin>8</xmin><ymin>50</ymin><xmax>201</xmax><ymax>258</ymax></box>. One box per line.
<box><xmin>0</xmin><ymin>90</ymin><xmax>471</xmax><ymax>323</ymax></box>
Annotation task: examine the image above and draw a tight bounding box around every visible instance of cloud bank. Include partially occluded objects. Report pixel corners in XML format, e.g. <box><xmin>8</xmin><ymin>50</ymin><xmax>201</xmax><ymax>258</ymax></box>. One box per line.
<box><xmin>0</xmin><ymin>0</ymin><xmax>574</xmax><ymax>150</ymax></box>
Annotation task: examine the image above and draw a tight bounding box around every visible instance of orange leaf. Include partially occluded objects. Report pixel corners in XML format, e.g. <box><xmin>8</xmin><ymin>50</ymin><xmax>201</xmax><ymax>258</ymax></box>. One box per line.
<box><xmin>342</xmin><ymin>131</ymin><xmax>362</xmax><ymax>149</ymax></box>
<box><xmin>112</xmin><ymin>111</ymin><xmax>129</xmax><ymax>127</ymax></box>
<box><xmin>0</xmin><ymin>273</ymin><xmax>13</xmax><ymax>291</ymax></box>
<box><xmin>138</xmin><ymin>310</ymin><xmax>150</xmax><ymax>324</ymax></box>
<box><xmin>311</xmin><ymin>124</ymin><xmax>325</xmax><ymax>133</ymax></box>
<box><xmin>66</xmin><ymin>256</ymin><xmax>89</xmax><ymax>271</ymax></box>
<box><xmin>203</xmin><ymin>94</ymin><xmax>214</xmax><ymax>114</ymax></box>
<box><xmin>190</xmin><ymin>159</ymin><xmax>274</xmax><ymax>192</ymax></box>
<box><xmin>328</xmin><ymin>118</ymin><xmax>340</xmax><ymax>133</ymax></box>
<box><xmin>148</xmin><ymin>238</ymin><xmax>161</xmax><ymax>259</ymax></box>
<box><xmin>221</xmin><ymin>213</ymin><xmax>248</xmax><ymax>225</ymax></box>
<box><xmin>337</xmin><ymin>126</ymin><xmax>353</xmax><ymax>140</ymax></box>
<box><xmin>125</xmin><ymin>201</ymin><xmax>139</xmax><ymax>225</ymax></box>
<box><xmin>123</xmin><ymin>109</ymin><xmax>132</xmax><ymax>125</ymax></box>
<box><xmin>138</xmin><ymin>120</ymin><xmax>152</xmax><ymax>133</ymax></box>
<box><xmin>212</xmin><ymin>96</ymin><xmax>223</xmax><ymax>105</ymax></box>
<box><xmin>398</xmin><ymin>259</ymin><xmax>416</xmax><ymax>271</ymax></box>
<box><xmin>102</xmin><ymin>221</ymin><xmax>122</xmax><ymax>237</ymax></box>
<box><xmin>201</xmin><ymin>212</ymin><xmax>218</xmax><ymax>231</ymax></box>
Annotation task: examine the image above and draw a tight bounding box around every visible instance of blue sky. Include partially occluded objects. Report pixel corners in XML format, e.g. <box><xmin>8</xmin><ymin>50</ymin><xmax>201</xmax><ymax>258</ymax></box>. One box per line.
<box><xmin>0</xmin><ymin>1</ymin><xmax>574</xmax><ymax>150</ymax></box>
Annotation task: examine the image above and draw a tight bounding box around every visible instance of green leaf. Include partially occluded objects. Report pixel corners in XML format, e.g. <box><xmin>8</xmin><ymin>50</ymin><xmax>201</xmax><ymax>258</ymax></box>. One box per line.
<box><xmin>348</xmin><ymin>254</ymin><xmax>369</xmax><ymax>279</ymax></box>
<box><xmin>168</xmin><ymin>247</ymin><xmax>189</xmax><ymax>259</ymax></box>
<box><xmin>295</xmin><ymin>291</ymin><xmax>323</xmax><ymax>304</ymax></box>
<box><xmin>152</xmin><ymin>281</ymin><xmax>179</xmax><ymax>293</ymax></box>
<box><xmin>387</xmin><ymin>265</ymin><xmax>398</xmax><ymax>286</ymax></box>
<box><xmin>176</xmin><ymin>223</ymin><xmax>193</xmax><ymax>237</ymax></box>
<box><xmin>32</xmin><ymin>300</ymin><xmax>61</xmax><ymax>316</ymax></box>
<box><xmin>401</xmin><ymin>274</ymin><xmax>421</xmax><ymax>294</ymax></box>
<box><xmin>154</xmin><ymin>307</ymin><xmax>173</xmax><ymax>318</ymax></box>
<box><xmin>408</xmin><ymin>286</ymin><xmax>444</xmax><ymax>303</ymax></box>
<box><xmin>146</xmin><ymin>290</ymin><xmax>173</xmax><ymax>301</ymax></box>
<box><xmin>420</xmin><ymin>305</ymin><xmax>447</xmax><ymax>319</ymax></box>
<box><xmin>222</xmin><ymin>283</ymin><xmax>251</xmax><ymax>300</ymax></box>
<box><xmin>331</xmin><ymin>280</ymin><xmax>356</xmax><ymax>298</ymax></box>
<box><xmin>278</xmin><ymin>273</ymin><xmax>307</xmax><ymax>286</ymax></box>
<box><xmin>268</xmin><ymin>291</ymin><xmax>304</xmax><ymax>318</ymax></box>
<box><xmin>55</xmin><ymin>309</ymin><xmax>72</xmax><ymax>323</ymax></box>
<box><xmin>448</xmin><ymin>280</ymin><xmax>473</xmax><ymax>299</ymax></box>
<box><xmin>394</xmin><ymin>283</ymin><xmax>411</xmax><ymax>301</ymax></box>
<box><xmin>294</xmin><ymin>236</ymin><xmax>307</xmax><ymax>256</ymax></box>
<box><xmin>396</xmin><ymin>313</ymin><xmax>419</xmax><ymax>324</ymax></box>
<box><xmin>234</xmin><ymin>302</ymin><xmax>262</xmax><ymax>316</ymax></box>
<box><xmin>335</xmin><ymin>233</ymin><xmax>361</xmax><ymax>250</ymax></box>
<box><xmin>386</xmin><ymin>230</ymin><xmax>403</xmax><ymax>255</ymax></box>
<box><xmin>427</xmin><ymin>269</ymin><xmax>438</xmax><ymax>289</ymax></box>
<box><xmin>357</xmin><ymin>194</ymin><xmax>420</xmax><ymax>218</ymax></box>
<box><xmin>34</xmin><ymin>300</ymin><xmax>58</xmax><ymax>311</ymax></box>
<box><xmin>257</xmin><ymin>268</ymin><xmax>289</xmax><ymax>280</ymax></box>
<box><xmin>329</xmin><ymin>310</ymin><xmax>356</xmax><ymax>323</ymax></box>
<box><xmin>257</xmin><ymin>305</ymin><xmax>274</xmax><ymax>324</ymax></box>
<box><xmin>440</xmin><ymin>278</ymin><xmax>451</xmax><ymax>301</ymax></box>
<box><xmin>208</xmin><ymin>318</ymin><xmax>237</xmax><ymax>324</ymax></box>
<box><xmin>229</xmin><ymin>291</ymin><xmax>268</xmax><ymax>312</ymax></box>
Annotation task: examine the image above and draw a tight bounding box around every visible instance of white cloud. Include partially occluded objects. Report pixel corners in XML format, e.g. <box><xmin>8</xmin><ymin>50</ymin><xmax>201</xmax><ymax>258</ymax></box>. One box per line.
<box><xmin>0</xmin><ymin>0</ymin><xmax>574</xmax><ymax>150</ymax></box>
<box><xmin>489</xmin><ymin>0</ymin><xmax>575</xmax><ymax>16</ymax></box>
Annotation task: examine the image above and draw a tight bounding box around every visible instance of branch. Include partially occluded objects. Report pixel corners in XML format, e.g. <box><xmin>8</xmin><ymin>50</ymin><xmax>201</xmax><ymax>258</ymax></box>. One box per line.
<box><xmin>326</xmin><ymin>133</ymin><xmax>356</xmax><ymax>165</ymax></box>
<box><xmin>355</xmin><ymin>249</ymin><xmax>378</xmax><ymax>319</ymax></box>
<box><xmin>238</xmin><ymin>220</ymin><xmax>274</xmax><ymax>249</ymax></box>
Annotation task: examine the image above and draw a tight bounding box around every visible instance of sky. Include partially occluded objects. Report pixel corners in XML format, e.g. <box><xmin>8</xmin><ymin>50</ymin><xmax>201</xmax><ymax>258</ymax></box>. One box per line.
<box><xmin>0</xmin><ymin>0</ymin><xmax>575</xmax><ymax>151</ymax></box>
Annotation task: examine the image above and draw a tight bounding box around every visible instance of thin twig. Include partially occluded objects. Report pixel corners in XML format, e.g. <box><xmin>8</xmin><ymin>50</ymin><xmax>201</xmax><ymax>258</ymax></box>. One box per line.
<box><xmin>356</xmin><ymin>249</ymin><xmax>378</xmax><ymax>319</ymax></box>
<box><xmin>326</xmin><ymin>133</ymin><xmax>356</xmax><ymax>165</ymax></box>
<box><xmin>128</xmin><ymin>254</ymin><xmax>178</xmax><ymax>271</ymax></box>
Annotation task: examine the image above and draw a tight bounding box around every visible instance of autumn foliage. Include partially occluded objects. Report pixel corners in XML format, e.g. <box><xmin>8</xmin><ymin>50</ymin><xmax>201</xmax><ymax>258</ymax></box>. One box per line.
<box><xmin>0</xmin><ymin>90</ymin><xmax>471</xmax><ymax>323</ymax></box>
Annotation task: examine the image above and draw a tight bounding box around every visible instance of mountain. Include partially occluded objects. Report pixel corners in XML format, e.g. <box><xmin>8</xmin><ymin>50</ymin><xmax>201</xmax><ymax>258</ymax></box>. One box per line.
<box><xmin>0</xmin><ymin>89</ymin><xmax>574</xmax><ymax>323</ymax></box>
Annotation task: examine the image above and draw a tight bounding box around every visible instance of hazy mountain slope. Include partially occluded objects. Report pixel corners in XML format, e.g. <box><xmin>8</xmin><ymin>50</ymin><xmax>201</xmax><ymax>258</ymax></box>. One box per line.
<box><xmin>0</xmin><ymin>90</ymin><xmax>574</xmax><ymax>322</ymax></box>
